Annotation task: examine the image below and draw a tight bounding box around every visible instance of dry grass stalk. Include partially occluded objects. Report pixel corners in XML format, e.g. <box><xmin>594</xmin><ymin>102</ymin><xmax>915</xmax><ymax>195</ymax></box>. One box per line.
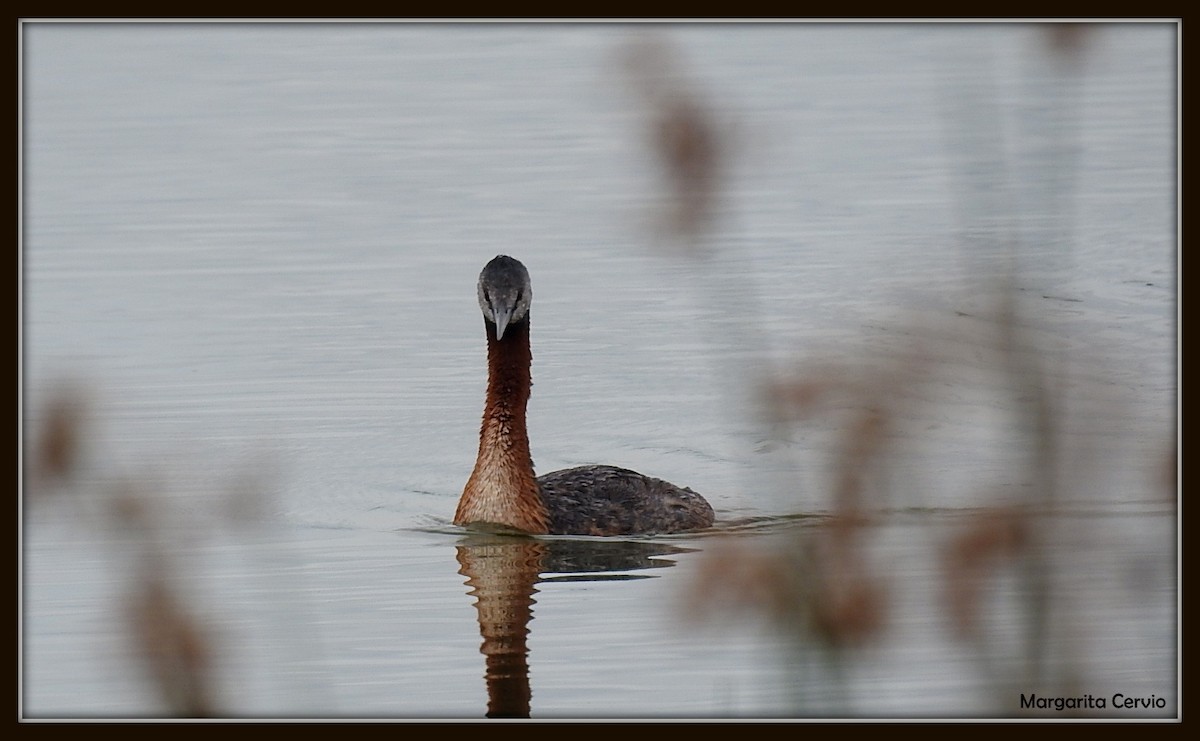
<box><xmin>25</xmin><ymin>382</ymin><xmax>284</xmax><ymax>717</ymax></box>
<box><xmin>29</xmin><ymin>382</ymin><xmax>89</xmax><ymax>495</ymax></box>
<box><xmin>621</xmin><ymin>37</ymin><xmax>725</xmax><ymax>248</ymax></box>
<box><xmin>941</xmin><ymin>505</ymin><xmax>1030</xmax><ymax>640</ymax></box>
<box><xmin>126</xmin><ymin>566</ymin><xmax>216</xmax><ymax>717</ymax></box>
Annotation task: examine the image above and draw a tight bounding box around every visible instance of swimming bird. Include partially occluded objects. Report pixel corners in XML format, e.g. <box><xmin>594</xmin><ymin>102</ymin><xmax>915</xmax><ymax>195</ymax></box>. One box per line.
<box><xmin>454</xmin><ymin>255</ymin><xmax>715</xmax><ymax>536</ymax></box>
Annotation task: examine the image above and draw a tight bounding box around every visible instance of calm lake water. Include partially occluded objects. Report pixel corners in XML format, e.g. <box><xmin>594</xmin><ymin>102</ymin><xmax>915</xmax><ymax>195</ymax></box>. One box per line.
<box><xmin>21</xmin><ymin>21</ymin><xmax>1177</xmax><ymax>720</ymax></box>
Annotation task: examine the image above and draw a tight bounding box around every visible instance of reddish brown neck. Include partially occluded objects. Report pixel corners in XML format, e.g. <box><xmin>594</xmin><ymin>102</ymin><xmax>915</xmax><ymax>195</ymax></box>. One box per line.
<box><xmin>455</xmin><ymin>318</ymin><xmax>550</xmax><ymax>534</ymax></box>
<box><xmin>483</xmin><ymin>318</ymin><xmax>533</xmax><ymax>431</ymax></box>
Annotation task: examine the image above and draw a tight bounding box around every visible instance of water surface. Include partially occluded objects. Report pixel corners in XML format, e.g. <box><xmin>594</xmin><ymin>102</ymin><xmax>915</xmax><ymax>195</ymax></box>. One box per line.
<box><xmin>22</xmin><ymin>21</ymin><xmax>1177</xmax><ymax>719</ymax></box>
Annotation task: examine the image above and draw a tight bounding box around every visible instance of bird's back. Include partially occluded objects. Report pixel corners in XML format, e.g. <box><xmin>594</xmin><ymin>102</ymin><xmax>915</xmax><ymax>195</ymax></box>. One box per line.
<box><xmin>537</xmin><ymin>464</ymin><xmax>714</xmax><ymax>536</ymax></box>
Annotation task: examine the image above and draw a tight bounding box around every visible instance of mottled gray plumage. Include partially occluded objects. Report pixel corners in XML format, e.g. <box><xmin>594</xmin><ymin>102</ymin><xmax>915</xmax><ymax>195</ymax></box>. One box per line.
<box><xmin>538</xmin><ymin>464</ymin><xmax>714</xmax><ymax>536</ymax></box>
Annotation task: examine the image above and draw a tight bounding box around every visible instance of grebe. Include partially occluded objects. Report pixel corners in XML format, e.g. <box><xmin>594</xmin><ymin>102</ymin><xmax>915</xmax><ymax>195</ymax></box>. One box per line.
<box><xmin>454</xmin><ymin>255</ymin><xmax>715</xmax><ymax>536</ymax></box>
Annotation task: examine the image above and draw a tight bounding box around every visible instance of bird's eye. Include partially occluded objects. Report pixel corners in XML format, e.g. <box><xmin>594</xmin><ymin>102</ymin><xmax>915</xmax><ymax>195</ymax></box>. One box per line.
<box><xmin>515</xmin><ymin>290</ymin><xmax>524</xmax><ymax>305</ymax></box>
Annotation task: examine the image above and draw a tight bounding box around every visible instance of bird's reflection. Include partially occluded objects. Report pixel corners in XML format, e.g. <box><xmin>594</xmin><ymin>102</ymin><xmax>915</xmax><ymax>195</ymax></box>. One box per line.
<box><xmin>455</xmin><ymin>534</ymin><xmax>697</xmax><ymax>718</ymax></box>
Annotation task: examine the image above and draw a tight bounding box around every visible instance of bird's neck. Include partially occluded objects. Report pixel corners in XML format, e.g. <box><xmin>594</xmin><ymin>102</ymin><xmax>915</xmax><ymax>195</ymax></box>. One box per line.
<box><xmin>456</xmin><ymin>317</ymin><xmax>550</xmax><ymax>534</ymax></box>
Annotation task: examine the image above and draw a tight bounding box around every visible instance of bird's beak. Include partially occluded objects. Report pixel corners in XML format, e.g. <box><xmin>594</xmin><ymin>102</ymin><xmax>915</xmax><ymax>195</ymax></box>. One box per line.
<box><xmin>492</xmin><ymin>304</ymin><xmax>513</xmax><ymax>340</ymax></box>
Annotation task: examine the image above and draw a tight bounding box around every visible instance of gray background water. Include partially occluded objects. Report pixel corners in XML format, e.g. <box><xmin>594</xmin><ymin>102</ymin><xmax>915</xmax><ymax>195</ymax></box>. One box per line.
<box><xmin>21</xmin><ymin>22</ymin><xmax>1176</xmax><ymax>719</ymax></box>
